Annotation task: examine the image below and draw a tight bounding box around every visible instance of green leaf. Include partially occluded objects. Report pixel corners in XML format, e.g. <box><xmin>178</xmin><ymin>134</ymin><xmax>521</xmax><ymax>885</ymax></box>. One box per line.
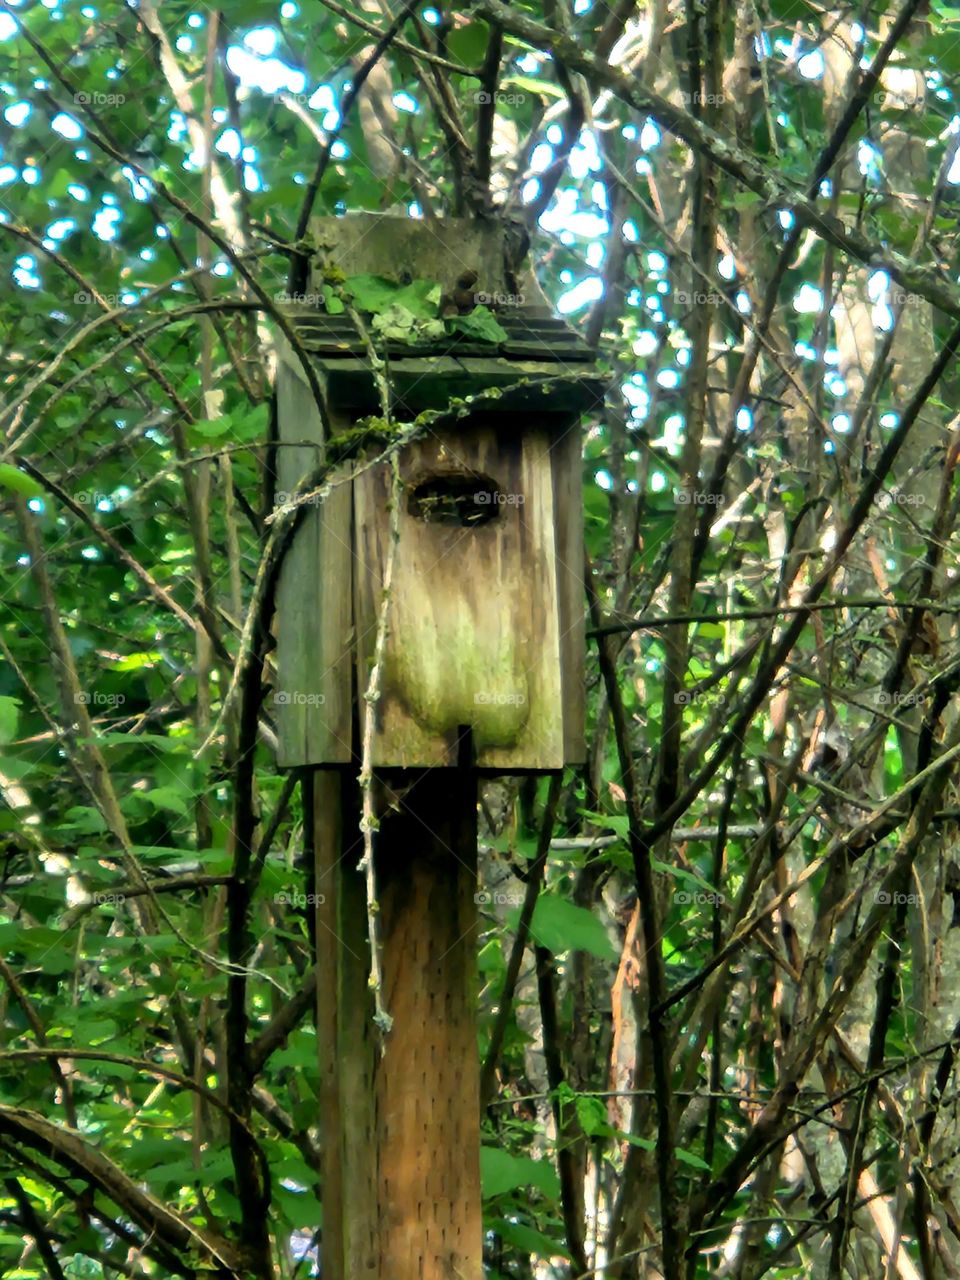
<box><xmin>528</xmin><ymin>896</ymin><xmax>617</xmax><ymax>961</ymax></box>
<box><xmin>189</xmin><ymin>415</ymin><xmax>233</xmax><ymax>439</ymax></box>
<box><xmin>503</xmin><ymin>74</ymin><xmax>566</xmax><ymax>101</ymax></box>
<box><xmin>0</xmin><ymin>697</ymin><xmax>19</xmax><ymax>746</ymax></box>
<box><xmin>64</xmin><ymin>1257</ymin><xmax>105</xmax><ymax>1280</ymax></box>
<box><xmin>579</xmin><ymin>810</ymin><xmax>630</xmax><ymax>840</ymax></box>
<box><xmin>676</xmin><ymin>1146</ymin><xmax>711</xmax><ymax>1171</ymax></box>
<box><xmin>111</xmin><ymin>651</ymin><xmax>164</xmax><ymax>672</ymax></box>
<box><xmin>79</xmin><ymin>1019</ymin><xmax>119</xmax><ymax>1046</ymax></box>
<box><xmin>448</xmin><ymin>306</ymin><xmax>508</xmax><ymax>344</ymax></box>
<box><xmin>574</xmin><ymin>1093</ymin><xmax>611</xmax><ymax>1137</ymax></box>
<box><xmin>276</xmin><ymin>1183</ymin><xmax>321</xmax><ymax>1229</ymax></box>
<box><xmin>0</xmin><ymin>464</ymin><xmax>43</xmax><ymax>498</ymax></box>
<box><xmin>142</xmin><ymin>786</ymin><xmax>191</xmax><ymax>817</ymax></box>
<box><xmin>343</xmin><ymin>273</ymin><xmax>401</xmax><ymax>314</ymax></box>
<box><xmin>232</xmin><ymin>402</ymin><xmax>270</xmax><ymax>441</ymax></box>
<box><xmin>481</xmin><ymin>1147</ymin><xmax>560</xmax><ymax>1199</ymax></box>
<box><xmin>322</xmin><ymin>283</ymin><xmax>345</xmax><ymax>314</ymax></box>
<box><xmin>619</xmin><ymin>1130</ymin><xmax>655</xmax><ymax>1151</ymax></box>
<box><xmin>394</xmin><ymin>278</ymin><xmax>442</xmax><ymax>319</ymax></box>
<box><xmin>447</xmin><ymin>20</ymin><xmax>490</xmax><ymax>67</ymax></box>
<box><xmin>489</xmin><ymin>1218</ymin><xmax>571</xmax><ymax>1259</ymax></box>
<box><xmin>650</xmin><ymin>859</ymin><xmax>720</xmax><ymax>896</ymax></box>
<box><xmin>372</xmin><ymin>304</ymin><xmax>418</xmax><ymax>342</ymax></box>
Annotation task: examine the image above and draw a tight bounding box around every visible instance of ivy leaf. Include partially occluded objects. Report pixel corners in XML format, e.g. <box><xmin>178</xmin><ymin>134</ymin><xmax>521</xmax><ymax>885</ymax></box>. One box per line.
<box><xmin>64</xmin><ymin>1257</ymin><xmax>105</xmax><ymax>1280</ymax></box>
<box><xmin>481</xmin><ymin>1147</ymin><xmax>560</xmax><ymax>1199</ymax></box>
<box><xmin>142</xmin><ymin>786</ymin><xmax>191</xmax><ymax>817</ymax></box>
<box><xmin>650</xmin><ymin>858</ymin><xmax>721</xmax><ymax>896</ymax></box>
<box><xmin>676</xmin><ymin>1147</ymin><xmax>711</xmax><ymax>1171</ymax></box>
<box><xmin>528</xmin><ymin>896</ymin><xmax>617</xmax><ymax>961</ymax></box>
<box><xmin>343</xmin><ymin>273</ymin><xmax>401</xmax><ymax>314</ymax></box>
<box><xmin>0</xmin><ymin>464</ymin><xmax>43</xmax><ymax>498</ymax></box>
<box><xmin>447</xmin><ymin>20</ymin><xmax>490</xmax><ymax>67</ymax></box>
<box><xmin>0</xmin><ymin>697</ymin><xmax>20</xmax><ymax>746</ymax></box>
<box><xmin>615</xmin><ymin>1128</ymin><xmax>709</xmax><ymax>1169</ymax></box>
<box><xmin>372</xmin><ymin>304</ymin><xmax>419</xmax><ymax>342</ymax></box>
<box><xmin>394</xmin><ymin>278</ymin><xmax>441</xmax><ymax>319</ymax></box>
<box><xmin>448</xmin><ymin>305</ymin><xmax>508</xmax><ymax>344</ymax></box>
<box><xmin>574</xmin><ymin>1093</ymin><xmax>612</xmax><ymax>1137</ymax></box>
<box><xmin>488</xmin><ymin>1218</ymin><xmax>571</xmax><ymax>1260</ymax></box>
<box><xmin>189</xmin><ymin>415</ymin><xmax>233</xmax><ymax>439</ymax></box>
<box><xmin>233</xmin><ymin>402</ymin><xmax>270</xmax><ymax>441</ymax></box>
<box><xmin>322</xmin><ymin>283</ymin><xmax>345</xmax><ymax>314</ymax></box>
<box><xmin>372</xmin><ymin>305</ymin><xmax>445</xmax><ymax>344</ymax></box>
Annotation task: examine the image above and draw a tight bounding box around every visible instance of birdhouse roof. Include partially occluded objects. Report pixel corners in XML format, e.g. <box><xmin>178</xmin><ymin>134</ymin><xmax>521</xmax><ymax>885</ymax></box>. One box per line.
<box><xmin>291</xmin><ymin>308</ymin><xmax>597</xmax><ymax>363</ymax></box>
<box><xmin>282</xmin><ymin>310</ymin><xmax>606</xmax><ymax>415</ymax></box>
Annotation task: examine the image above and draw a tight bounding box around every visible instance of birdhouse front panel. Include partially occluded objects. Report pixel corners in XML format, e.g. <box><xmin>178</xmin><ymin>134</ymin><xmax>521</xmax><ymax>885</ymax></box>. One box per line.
<box><xmin>353</xmin><ymin>422</ymin><xmax>566</xmax><ymax>770</ymax></box>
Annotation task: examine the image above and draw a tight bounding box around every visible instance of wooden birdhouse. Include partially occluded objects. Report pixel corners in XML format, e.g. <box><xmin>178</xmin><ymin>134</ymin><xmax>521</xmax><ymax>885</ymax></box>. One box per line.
<box><xmin>274</xmin><ymin>215</ymin><xmax>603</xmax><ymax>772</ymax></box>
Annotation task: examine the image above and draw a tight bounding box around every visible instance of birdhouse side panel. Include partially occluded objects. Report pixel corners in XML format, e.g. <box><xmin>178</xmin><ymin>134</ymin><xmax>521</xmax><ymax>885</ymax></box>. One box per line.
<box><xmin>551</xmin><ymin>419</ymin><xmax>587</xmax><ymax>764</ymax></box>
<box><xmin>275</xmin><ymin>364</ymin><xmax>354</xmax><ymax>766</ymax></box>
<box><xmin>352</xmin><ymin>427</ymin><xmax>565</xmax><ymax>770</ymax></box>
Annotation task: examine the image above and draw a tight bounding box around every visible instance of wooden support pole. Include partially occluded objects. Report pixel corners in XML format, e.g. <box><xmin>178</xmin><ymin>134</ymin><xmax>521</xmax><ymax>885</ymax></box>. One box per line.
<box><xmin>314</xmin><ymin>765</ymin><xmax>482</xmax><ymax>1280</ymax></box>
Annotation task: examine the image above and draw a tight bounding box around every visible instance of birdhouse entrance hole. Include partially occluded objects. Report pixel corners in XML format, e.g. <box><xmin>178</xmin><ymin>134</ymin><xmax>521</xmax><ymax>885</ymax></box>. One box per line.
<box><xmin>407</xmin><ymin>471</ymin><xmax>503</xmax><ymax>527</ymax></box>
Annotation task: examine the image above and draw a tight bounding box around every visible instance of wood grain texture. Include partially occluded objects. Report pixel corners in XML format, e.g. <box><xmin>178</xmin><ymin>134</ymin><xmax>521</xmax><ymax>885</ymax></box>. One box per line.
<box><xmin>313</xmin><ymin>771</ymin><xmax>378</xmax><ymax>1280</ymax></box>
<box><xmin>373</xmin><ymin>768</ymin><xmax>482</xmax><ymax>1280</ymax></box>
<box><xmin>275</xmin><ymin>363</ymin><xmax>353</xmax><ymax>766</ymax></box>
<box><xmin>313</xmin><ymin>767</ymin><xmax>483</xmax><ymax>1280</ymax></box>
<box><xmin>550</xmin><ymin>418</ymin><xmax>587</xmax><ymax>764</ymax></box>
<box><xmin>353</xmin><ymin>421</ymin><xmax>566</xmax><ymax>769</ymax></box>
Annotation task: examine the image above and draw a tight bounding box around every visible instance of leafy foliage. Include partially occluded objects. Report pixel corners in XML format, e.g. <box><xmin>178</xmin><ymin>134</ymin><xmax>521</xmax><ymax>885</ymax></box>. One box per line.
<box><xmin>0</xmin><ymin>1</ymin><xmax>959</xmax><ymax>1278</ymax></box>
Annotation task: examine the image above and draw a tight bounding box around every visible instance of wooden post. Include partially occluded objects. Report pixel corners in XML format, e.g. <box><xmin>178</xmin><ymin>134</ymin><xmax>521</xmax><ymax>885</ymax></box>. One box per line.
<box><xmin>283</xmin><ymin>215</ymin><xmax>598</xmax><ymax>1280</ymax></box>
<box><xmin>314</xmin><ymin>763</ymin><xmax>482</xmax><ymax>1280</ymax></box>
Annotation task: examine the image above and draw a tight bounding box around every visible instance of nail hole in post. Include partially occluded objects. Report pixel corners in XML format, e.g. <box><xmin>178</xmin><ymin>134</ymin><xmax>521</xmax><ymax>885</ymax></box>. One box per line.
<box><xmin>407</xmin><ymin>473</ymin><xmax>502</xmax><ymax>527</ymax></box>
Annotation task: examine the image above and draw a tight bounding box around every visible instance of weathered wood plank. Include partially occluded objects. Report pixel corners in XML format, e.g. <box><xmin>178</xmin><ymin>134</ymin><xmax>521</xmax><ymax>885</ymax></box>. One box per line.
<box><xmin>313</xmin><ymin>770</ymin><xmax>378</xmax><ymax>1279</ymax></box>
<box><xmin>275</xmin><ymin>362</ymin><xmax>353</xmax><ymax>765</ymax></box>
<box><xmin>551</xmin><ymin>418</ymin><xmax>587</xmax><ymax>763</ymax></box>
<box><xmin>353</xmin><ymin>422</ymin><xmax>565</xmax><ymax>769</ymax></box>
<box><xmin>373</xmin><ymin>767</ymin><xmax>482</xmax><ymax>1280</ymax></box>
